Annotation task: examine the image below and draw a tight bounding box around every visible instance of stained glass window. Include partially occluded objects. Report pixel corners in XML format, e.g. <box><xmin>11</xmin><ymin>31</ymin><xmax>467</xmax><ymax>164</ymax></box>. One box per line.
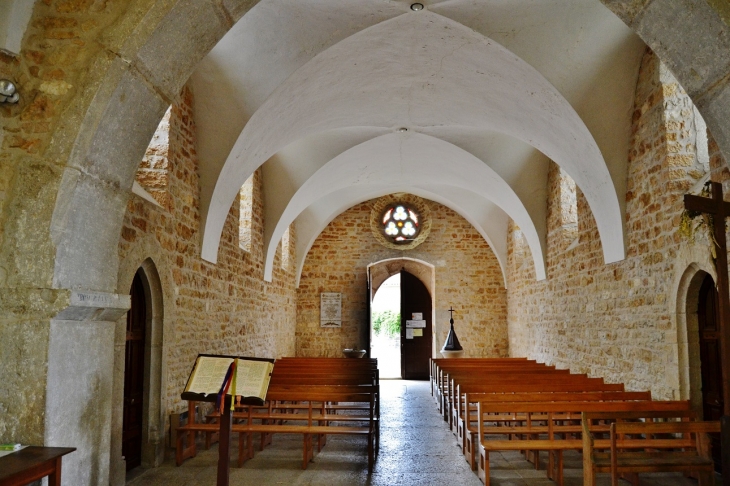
<box><xmin>381</xmin><ymin>203</ymin><xmax>421</xmax><ymax>243</ymax></box>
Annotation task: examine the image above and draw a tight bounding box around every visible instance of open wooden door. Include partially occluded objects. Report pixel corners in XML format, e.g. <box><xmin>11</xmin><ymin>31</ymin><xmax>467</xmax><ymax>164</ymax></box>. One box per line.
<box><xmin>400</xmin><ymin>270</ymin><xmax>432</xmax><ymax>380</ymax></box>
<box><xmin>123</xmin><ymin>271</ymin><xmax>146</xmax><ymax>470</ymax></box>
<box><xmin>698</xmin><ymin>274</ymin><xmax>723</xmax><ymax>472</ymax></box>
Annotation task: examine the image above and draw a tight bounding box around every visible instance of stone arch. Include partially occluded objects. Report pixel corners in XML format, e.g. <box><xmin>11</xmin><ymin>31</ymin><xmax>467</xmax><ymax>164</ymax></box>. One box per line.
<box><xmin>676</xmin><ymin>262</ymin><xmax>717</xmax><ymax>416</ymax></box>
<box><xmin>111</xmin><ymin>257</ymin><xmax>167</xmax><ymax>481</ymax></box>
<box><xmin>369</xmin><ymin>257</ymin><xmax>435</xmax><ymax>300</ymax></box>
<box><xmin>23</xmin><ymin>1</ymin><xmax>729</xmax><ymax>481</ymax></box>
<box><xmin>43</xmin><ymin>0</ymin><xmax>730</xmax><ymax>296</ymax></box>
<box><xmin>49</xmin><ymin>0</ymin><xmax>262</xmax><ymax>293</ymax></box>
<box><xmin>601</xmin><ymin>0</ymin><xmax>730</xmax><ymax>163</ymax></box>
<box><xmin>368</xmin><ymin>258</ymin><xmax>437</xmax><ymax>358</ymax></box>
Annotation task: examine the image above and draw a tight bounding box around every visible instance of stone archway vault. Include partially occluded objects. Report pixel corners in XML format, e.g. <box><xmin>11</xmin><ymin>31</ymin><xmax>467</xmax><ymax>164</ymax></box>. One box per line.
<box><xmin>2</xmin><ymin>1</ymin><xmax>727</xmax><ymax>484</ymax></box>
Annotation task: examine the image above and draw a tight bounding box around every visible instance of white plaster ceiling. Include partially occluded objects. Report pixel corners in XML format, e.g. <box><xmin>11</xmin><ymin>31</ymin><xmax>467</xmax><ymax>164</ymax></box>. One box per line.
<box><xmin>189</xmin><ymin>0</ymin><xmax>646</xmax><ymax>286</ymax></box>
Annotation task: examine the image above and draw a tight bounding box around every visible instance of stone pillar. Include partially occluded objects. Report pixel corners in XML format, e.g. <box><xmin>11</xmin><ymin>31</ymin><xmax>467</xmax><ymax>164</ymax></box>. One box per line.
<box><xmin>45</xmin><ymin>291</ymin><xmax>130</xmax><ymax>486</ymax></box>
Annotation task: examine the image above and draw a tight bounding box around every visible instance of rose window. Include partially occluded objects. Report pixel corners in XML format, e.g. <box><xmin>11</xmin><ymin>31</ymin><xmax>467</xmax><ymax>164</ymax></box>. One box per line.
<box><xmin>381</xmin><ymin>204</ymin><xmax>421</xmax><ymax>243</ymax></box>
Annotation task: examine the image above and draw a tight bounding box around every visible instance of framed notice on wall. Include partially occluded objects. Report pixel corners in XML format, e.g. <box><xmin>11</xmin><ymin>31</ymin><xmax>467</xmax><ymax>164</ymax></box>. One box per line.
<box><xmin>320</xmin><ymin>292</ymin><xmax>342</xmax><ymax>327</ymax></box>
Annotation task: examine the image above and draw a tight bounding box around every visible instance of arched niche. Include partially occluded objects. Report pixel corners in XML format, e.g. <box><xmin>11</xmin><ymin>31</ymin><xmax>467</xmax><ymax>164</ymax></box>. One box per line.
<box><xmin>368</xmin><ymin>258</ymin><xmax>437</xmax><ymax>358</ymax></box>
<box><xmin>676</xmin><ymin>262</ymin><xmax>717</xmax><ymax>417</ymax></box>
<box><xmin>111</xmin><ymin>258</ymin><xmax>166</xmax><ymax>480</ymax></box>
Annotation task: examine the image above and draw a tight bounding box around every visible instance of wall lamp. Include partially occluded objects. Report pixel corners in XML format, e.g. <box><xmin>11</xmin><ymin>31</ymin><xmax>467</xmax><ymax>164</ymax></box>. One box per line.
<box><xmin>0</xmin><ymin>79</ymin><xmax>19</xmax><ymax>104</ymax></box>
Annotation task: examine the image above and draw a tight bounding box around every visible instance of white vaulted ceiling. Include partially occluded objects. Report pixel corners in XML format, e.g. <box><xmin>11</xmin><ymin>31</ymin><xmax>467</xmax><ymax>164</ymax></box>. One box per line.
<box><xmin>189</xmin><ymin>0</ymin><xmax>646</xmax><ymax>286</ymax></box>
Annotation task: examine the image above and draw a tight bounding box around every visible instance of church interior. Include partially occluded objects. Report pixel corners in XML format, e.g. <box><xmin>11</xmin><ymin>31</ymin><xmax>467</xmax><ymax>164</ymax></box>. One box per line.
<box><xmin>2</xmin><ymin>0</ymin><xmax>730</xmax><ymax>484</ymax></box>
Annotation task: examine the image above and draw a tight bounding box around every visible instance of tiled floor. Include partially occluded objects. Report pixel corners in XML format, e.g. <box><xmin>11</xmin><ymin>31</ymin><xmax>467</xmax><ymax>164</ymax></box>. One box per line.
<box><xmin>127</xmin><ymin>380</ymin><xmax>720</xmax><ymax>485</ymax></box>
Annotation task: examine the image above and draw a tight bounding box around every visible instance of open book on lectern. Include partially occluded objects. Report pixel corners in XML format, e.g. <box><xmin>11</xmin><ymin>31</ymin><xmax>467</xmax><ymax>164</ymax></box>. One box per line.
<box><xmin>181</xmin><ymin>354</ymin><xmax>274</xmax><ymax>405</ymax></box>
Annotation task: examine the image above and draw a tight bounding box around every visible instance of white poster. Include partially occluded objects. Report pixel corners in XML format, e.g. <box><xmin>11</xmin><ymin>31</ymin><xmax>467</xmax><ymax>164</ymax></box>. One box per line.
<box><xmin>406</xmin><ymin>319</ymin><xmax>427</xmax><ymax>328</ymax></box>
<box><xmin>320</xmin><ymin>292</ymin><xmax>342</xmax><ymax>327</ymax></box>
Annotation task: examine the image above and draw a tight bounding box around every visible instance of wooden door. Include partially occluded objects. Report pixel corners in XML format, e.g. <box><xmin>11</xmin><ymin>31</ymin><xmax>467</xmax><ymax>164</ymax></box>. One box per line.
<box><xmin>364</xmin><ymin>270</ymin><xmax>371</xmax><ymax>358</ymax></box>
<box><xmin>400</xmin><ymin>270</ymin><xmax>432</xmax><ymax>380</ymax></box>
<box><xmin>698</xmin><ymin>273</ymin><xmax>723</xmax><ymax>471</ymax></box>
<box><xmin>123</xmin><ymin>272</ymin><xmax>146</xmax><ymax>470</ymax></box>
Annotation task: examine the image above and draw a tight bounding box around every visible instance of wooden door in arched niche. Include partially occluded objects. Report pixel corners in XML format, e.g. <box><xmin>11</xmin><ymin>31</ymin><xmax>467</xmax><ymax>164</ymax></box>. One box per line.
<box><xmin>698</xmin><ymin>273</ymin><xmax>723</xmax><ymax>471</ymax></box>
<box><xmin>123</xmin><ymin>271</ymin><xmax>146</xmax><ymax>470</ymax></box>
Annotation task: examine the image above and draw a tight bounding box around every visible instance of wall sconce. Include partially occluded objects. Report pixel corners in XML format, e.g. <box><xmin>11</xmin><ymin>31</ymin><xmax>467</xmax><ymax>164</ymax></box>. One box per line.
<box><xmin>0</xmin><ymin>79</ymin><xmax>20</xmax><ymax>104</ymax></box>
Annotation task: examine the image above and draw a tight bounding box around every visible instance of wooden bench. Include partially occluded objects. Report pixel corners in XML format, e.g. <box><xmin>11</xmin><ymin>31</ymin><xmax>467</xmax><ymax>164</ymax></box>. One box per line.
<box><xmin>271</xmin><ymin>359</ymin><xmax>380</xmax><ymax>419</ymax></box>
<box><xmin>435</xmin><ymin>364</ymin><xmax>572</xmax><ymax>419</ymax></box>
<box><xmin>176</xmin><ymin>385</ymin><xmax>377</xmax><ymax>470</ymax></box>
<box><xmin>582</xmin><ymin>410</ymin><xmax>720</xmax><ymax>486</ymax></box>
<box><xmin>431</xmin><ymin>359</ymin><xmax>544</xmax><ymax>409</ymax></box>
<box><xmin>439</xmin><ymin>366</ymin><xmax>572</xmax><ymax>418</ymax></box>
<box><xmin>175</xmin><ymin>400</ymin><xmax>252</xmax><ymax>467</ymax></box>
<box><xmin>475</xmin><ymin>400</ymin><xmax>691</xmax><ymax>486</ymax></box>
<box><xmin>456</xmin><ymin>390</ymin><xmax>652</xmax><ymax>470</ymax></box>
<box><xmin>430</xmin><ymin>358</ymin><xmax>538</xmax><ymax>403</ymax></box>
<box><xmin>444</xmin><ymin>373</ymin><xmax>623</xmax><ymax>430</ymax></box>
<box><xmin>250</xmin><ymin>384</ymin><xmax>378</xmax><ymax>469</ymax></box>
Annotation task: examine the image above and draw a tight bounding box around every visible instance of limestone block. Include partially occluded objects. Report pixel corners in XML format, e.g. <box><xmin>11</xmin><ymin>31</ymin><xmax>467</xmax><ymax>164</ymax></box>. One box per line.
<box><xmin>134</xmin><ymin>0</ymin><xmax>231</xmax><ymax>102</ymax></box>
<box><xmin>634</xmin><ymin>0</ymin><xmax>730</xmax><ymax>98</ymax></box>
<box><xmin>0</xmin><ymin>320</ymin><xmax>50</xmax><ymax>446</ymax></box>
<box><xmin>1</xmin><ymin>159</ymin><xmax>63</xmax><ymax>288</ymax></box>
<box><xmin>45</xmin><ymin>319</ymin><xmax>115</xmax><ymax>486</ymax></box>
<box><xmin>222</xmin><ymin>0</ymin><xmax>261</xmax><ymax>22</ymax></box>
<box><xmin>696</xmin><ymin>79</ymin><xmax>730</xmax><ymax>171</ymax></box>
<box><xmin>599</xmin><ymin>0</ymin><xmax>651</xmax><ymax>26</ymax></box>
<box><xmin>54</xmin><ymin>290</ymin><xmax>131</xmax><ymax>322</ymax></box>
<box><xmin>52</xmin><ymin>169</ymin><xmax>129</xmax><ymax>291</ymax></box>
<box><xmin>81</xmin><ymin>68</ymin><xmax>169</xmax><ymax>187</ymax></box>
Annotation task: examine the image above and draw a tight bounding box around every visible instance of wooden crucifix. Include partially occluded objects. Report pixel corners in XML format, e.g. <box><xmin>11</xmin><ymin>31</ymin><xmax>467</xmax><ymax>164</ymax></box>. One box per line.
<box><xmin>684</xmin><ymin>181</ymin><xmax>730</xmax><ymax>416</ymax></box>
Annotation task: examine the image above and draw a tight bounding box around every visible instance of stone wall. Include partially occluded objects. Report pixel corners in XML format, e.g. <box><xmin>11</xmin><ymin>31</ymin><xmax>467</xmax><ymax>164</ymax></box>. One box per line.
<box><xmin>0</xmin><ymin>0</ymin><xmax>144</xmax><ymax>447</ymax></box>
<box><xmin>296</xmin><ymin>197</ymin><xmax>507</xmax><ymax>358</ymax></box>
<box><xmin>507</xmin><ymin>49</ymin><xmax>724</xmax><ymax>399</ymax></box>
<box><xmin>117</xmin><ymin>86</ymin><xmax>297</xmax><ymax>421</ymax></box>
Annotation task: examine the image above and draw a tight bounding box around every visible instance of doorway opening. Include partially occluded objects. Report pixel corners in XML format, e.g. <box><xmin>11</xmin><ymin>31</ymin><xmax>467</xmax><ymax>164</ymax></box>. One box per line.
<box><xmin>371</xmin><ymin>273</ymin><xmax>401</xmax><ymax>378</ymax></box>
<box><xmin>123</xmin><ymin>270</ymin><xmax>146</xmax><ymax>471</ymax></box>
<box><xmin>698</xmin><ymin>273</ymin><xmax>723</xmax><ymax>472</ymax></box>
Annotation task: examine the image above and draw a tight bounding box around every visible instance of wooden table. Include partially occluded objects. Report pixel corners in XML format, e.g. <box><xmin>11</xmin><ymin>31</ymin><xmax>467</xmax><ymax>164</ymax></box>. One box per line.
<box><xmin>0</xmin><ymin>446</ymin><xmax>76</xmax><ymax>486</ymax></box>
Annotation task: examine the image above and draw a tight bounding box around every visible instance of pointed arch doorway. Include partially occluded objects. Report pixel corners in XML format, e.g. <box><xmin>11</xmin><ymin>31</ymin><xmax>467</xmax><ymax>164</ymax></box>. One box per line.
<box><xmin>368</xmin><ymin>259</ymin><xmax>435</xmax><ymax>380</ymax></box>
<box><xmin>116</xmin><ymin>259</ymin><xmax>166</xmax><ymax>476</ymax></box>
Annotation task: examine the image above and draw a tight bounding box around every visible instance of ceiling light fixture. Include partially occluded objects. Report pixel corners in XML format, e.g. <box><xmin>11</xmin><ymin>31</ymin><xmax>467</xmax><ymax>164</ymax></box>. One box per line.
<box><xmin>410</xmin><ymin>3</ymin><xmax>424</xmax><ymax>11</ymax></box>
<box><xmin>397</xmin><ymin>127</ymin><xmax>408</xmax><ymax>132</ymax></box>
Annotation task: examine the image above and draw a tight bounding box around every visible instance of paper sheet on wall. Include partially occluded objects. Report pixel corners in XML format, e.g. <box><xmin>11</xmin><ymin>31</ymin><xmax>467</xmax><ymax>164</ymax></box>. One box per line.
<box><xmin>413</xmin><ymin>329</ymin><xmax>423</xmax><ymax>337</ymax></box>
<box><xmin>406</xmin><ymin>320</ymin><xmax>426</xmax><ymax>328</ymax></box>
<box><xmin>406</xmin><ymin>329</ymin><xmax>414</xmax><ymax>339</ymax></box>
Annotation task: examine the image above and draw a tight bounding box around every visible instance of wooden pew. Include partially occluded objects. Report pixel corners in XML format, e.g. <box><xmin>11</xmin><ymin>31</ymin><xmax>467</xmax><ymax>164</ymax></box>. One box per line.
<box><xmin>175</xmin><ymin>357</ymin><xmax>379</xmax><ymax>468</ymax></box>
<box><xmin>176</xmin><ymin>385</ymin><xmax>378</xmax><ymax>470</ymax></box>
<box><xmin>440</xmin><ymin>366</ymin><xmax>570</xmax><ymax>414</ymax></box>
<box><xmin>431</xmin><ymin>358</ymin><xmax>542</xmax><ymax>405</ymax></box>
<box><xmin>582</xmin><ymin>410</ymin><xmax>720</xmax><ymax>486</ymax></box>
<box><xmin>433</xmin><ymin>361</ymin><xmax>559</xmax><ymax>416</ymax></box>
<box><xmin>248</xmin><ymin>384</ymin><xmax>378</xmax><ymax>470</ymax></box>
<box><xmin>430</xmin><ymin>358</ymin><xmax>538</xmax><ymax>403</ymax></box>
<box><xmin>444</xmin><ymin>374</ymin><xmax>621</xmax><ymax>430</ymax></box>
<box><xmin>456</xmin><ymin>390</ymin><xmax>652</xmax><ymax>470</ymax></box>
<box><xmin>475</xmin><ymin>400</ymin><xmax>691</xmax><ymax>486</ymax></box>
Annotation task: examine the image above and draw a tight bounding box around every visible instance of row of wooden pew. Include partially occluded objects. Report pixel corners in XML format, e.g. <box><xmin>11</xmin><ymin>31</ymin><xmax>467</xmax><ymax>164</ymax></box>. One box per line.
<box><xmin>431</xmin><ymin>357</ymin><xmax>720</xmax><ymax>485</ymax></box>
<box><xmin>175</xmin><ymin>357</ymin><xmax>379</xmax><ymax>470</ymax></box>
